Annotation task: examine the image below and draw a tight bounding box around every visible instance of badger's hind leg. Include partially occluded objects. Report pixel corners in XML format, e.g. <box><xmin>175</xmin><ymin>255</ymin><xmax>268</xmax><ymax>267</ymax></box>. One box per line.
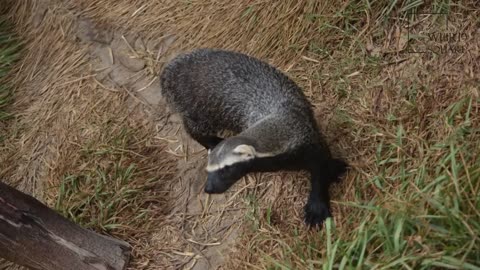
<box><xmin>182</xmin><ymin>116</ymin><xmax>223</xmax><ymax>150</ymax></box>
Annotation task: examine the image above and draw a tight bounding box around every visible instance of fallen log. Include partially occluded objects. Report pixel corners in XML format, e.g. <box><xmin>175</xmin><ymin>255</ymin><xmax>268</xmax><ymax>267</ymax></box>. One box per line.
<box><xmin>0</xmin><ymin>180</ymin><xmax>131</xmax><ymax>270</ymax></box>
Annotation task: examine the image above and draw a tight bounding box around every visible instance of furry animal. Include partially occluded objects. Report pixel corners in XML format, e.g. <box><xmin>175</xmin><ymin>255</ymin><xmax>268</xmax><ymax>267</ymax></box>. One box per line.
<box><xmin>160</xmin><ymin>48</ymin><xmax>347</xmax><ymax>227</ymax></box>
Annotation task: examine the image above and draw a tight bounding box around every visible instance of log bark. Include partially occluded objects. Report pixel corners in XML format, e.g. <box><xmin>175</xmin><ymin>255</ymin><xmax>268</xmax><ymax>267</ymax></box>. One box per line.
<box><xmin>0</xmin><ymin>181</ymin><xmax>131</xmax><ymax>270</ymax></box>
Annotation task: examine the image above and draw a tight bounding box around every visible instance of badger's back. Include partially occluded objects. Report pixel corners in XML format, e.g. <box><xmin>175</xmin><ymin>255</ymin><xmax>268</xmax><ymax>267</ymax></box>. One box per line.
<box><xmin>160</xmin><ymin>48</ymin><xmax>314</xmax><ymax>133</ymax></box>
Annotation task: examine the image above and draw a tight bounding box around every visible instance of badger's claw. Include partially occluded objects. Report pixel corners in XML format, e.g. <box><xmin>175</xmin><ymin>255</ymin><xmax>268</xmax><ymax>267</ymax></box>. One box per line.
<box><xmin>304</xmin><ymin>201</ymin><xmax>331</xmax><ymax>228</ymax></box>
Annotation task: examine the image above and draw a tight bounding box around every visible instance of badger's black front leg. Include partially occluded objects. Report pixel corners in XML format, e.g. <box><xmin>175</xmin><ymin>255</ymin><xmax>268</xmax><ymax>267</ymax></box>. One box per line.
<box><xmin>303</xmin><ymin>145</ymin><xmax>335</xmax><ymax>228</ymax></box>
<box><xmin>304</xmin><ymin>166</ymin><xmax>332</xmax><ymax>227</ymax></box>
<box><xmin>194</xmin><ymin>135</ymin><xmax>224</xmax><ymax>150</ymax></box>
<box><xmin>182</xmin><ymin>117</ymin><xmax>224</xmax><ymax>150</ymax></box>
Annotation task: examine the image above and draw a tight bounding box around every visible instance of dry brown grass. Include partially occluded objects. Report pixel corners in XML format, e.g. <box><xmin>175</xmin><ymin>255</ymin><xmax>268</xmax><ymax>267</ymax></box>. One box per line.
<box><xmin>1</xmin><ymin>0</ymin><xmax>479</xmax><ymax>269</ymax></box>
<box><xmin>1</xmin><ymin>0</ymin><xmax>177</xmax><ymax>268</ymax></box>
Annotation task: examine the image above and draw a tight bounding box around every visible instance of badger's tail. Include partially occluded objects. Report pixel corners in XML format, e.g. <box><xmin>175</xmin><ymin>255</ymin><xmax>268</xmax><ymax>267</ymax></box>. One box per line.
<box><xmin>328</xmin><ymin>158</ymin><xmax>348</xmax><ymax>183</ymax></box>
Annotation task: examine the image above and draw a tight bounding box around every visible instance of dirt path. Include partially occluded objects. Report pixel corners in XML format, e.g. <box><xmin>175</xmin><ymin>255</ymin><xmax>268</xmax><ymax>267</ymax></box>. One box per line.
<box><xmin>75</xmin><ymin>17</ymin><xmax>246</xmax><ymax>270</ymax></box>
<box><xmin>1</xmin><ymin>2</ymin><xmax>245</xmax><ymax>268</ymax></box>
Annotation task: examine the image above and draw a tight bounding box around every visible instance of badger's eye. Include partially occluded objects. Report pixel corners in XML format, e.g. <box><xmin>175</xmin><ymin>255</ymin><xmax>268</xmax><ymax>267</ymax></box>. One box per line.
<box><xmin>220</xmin><ymin>165</ymin><xmax>236</xmax><ymax>175</ymax></box>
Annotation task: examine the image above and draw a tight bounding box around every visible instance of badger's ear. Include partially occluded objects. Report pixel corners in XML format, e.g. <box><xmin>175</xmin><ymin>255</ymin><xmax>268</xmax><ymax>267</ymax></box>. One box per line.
<box><xmin>233</xmin><ymin>144</ymin><xmax>256</xmax><ymax>158</ymax></box>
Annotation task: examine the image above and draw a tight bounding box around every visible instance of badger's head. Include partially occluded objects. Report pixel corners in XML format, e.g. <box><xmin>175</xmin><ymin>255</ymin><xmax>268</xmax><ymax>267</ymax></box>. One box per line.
<box><xmin>204</xmin><ymin>136</ymin><xmax>258</xmax><ymax>194</ymax></box>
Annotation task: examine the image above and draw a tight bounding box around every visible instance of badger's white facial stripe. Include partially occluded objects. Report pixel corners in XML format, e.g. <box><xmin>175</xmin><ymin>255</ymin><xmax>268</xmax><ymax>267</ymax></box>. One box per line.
<box><xmin>206</xmin><ymin>154</ymin><xmax>252</xmax><ymax>171</ymax></box>
<box><xmin>206</xmin><ymin>150</ymin><xmax>278</xmax><ymax>172</ymax></box>
<box><xmin>233</xmin><ymin>144</ymin><xmax>256</xmax><ymax>157</ymax></box>
<box><xmin>255</xmin><ymin>151</ymin><xmax>278</xmax><ymax>158</ymax></box>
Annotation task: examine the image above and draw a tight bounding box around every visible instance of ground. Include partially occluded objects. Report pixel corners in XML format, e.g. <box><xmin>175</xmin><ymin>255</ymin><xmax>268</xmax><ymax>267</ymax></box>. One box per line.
<box><xmin>0</xmin><ymin>0</ymin><xmax>479</xmax><ymax>269</ymax></box>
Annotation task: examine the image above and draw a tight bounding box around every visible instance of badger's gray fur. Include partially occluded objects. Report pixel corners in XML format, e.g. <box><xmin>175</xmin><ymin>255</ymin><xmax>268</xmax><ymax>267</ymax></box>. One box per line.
<box><xmin>160</xmin><ymin>48</ymin><xmax>347</xmax><ymax>227</ymax></box>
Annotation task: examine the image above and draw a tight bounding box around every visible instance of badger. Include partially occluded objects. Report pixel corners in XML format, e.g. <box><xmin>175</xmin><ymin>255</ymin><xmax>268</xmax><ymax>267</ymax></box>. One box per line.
<box><xmin>160</xmin><ymin>48</ymin><xmax>347</xmax><ymax>227</ymax></box>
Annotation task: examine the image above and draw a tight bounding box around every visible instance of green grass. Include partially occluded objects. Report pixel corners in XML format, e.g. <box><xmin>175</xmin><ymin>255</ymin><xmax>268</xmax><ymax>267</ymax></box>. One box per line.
<box><xmin>322</xmin><ymin>101</ymin><xmax>480</xmax><ymax>269</ymax></box>
<box><xmin>250</xmin><ymin>93</ymin><xmax>479</xmax><ymax>270</ymax></box>
<box><xmin>235</xmin><ymin>1</ymin><xmax>480</xmax><ymax>269</ymax></box>
<box><xmin>0</xmin><ymin>16</ymin><xmax>21</xmax><ymax>122</ymax></box>
<box><xmin>56</xmin><ymin>162</ymin><xmax>156</xmax><ymax>231</ymax></box>
<box><xmin>54</xmin><ymin>123</ymin><xmax>173</xmax><ymax>237</ymax></box>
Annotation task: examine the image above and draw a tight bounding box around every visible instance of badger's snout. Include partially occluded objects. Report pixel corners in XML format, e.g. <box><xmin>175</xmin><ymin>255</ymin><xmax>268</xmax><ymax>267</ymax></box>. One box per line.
<box><xmin>204</xmin><ymin>173</ymin><xmax>230</xmax><ymax>194</ymax></box>
<box><xmin>204</xmin><ymin>180</ymin><xmax>225</xmax><ymax>194</ymax></box>
<box><xmin>204</xmin><ymin>182</ymin><xmax>216</xmax><ymax>193</ymax></box>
